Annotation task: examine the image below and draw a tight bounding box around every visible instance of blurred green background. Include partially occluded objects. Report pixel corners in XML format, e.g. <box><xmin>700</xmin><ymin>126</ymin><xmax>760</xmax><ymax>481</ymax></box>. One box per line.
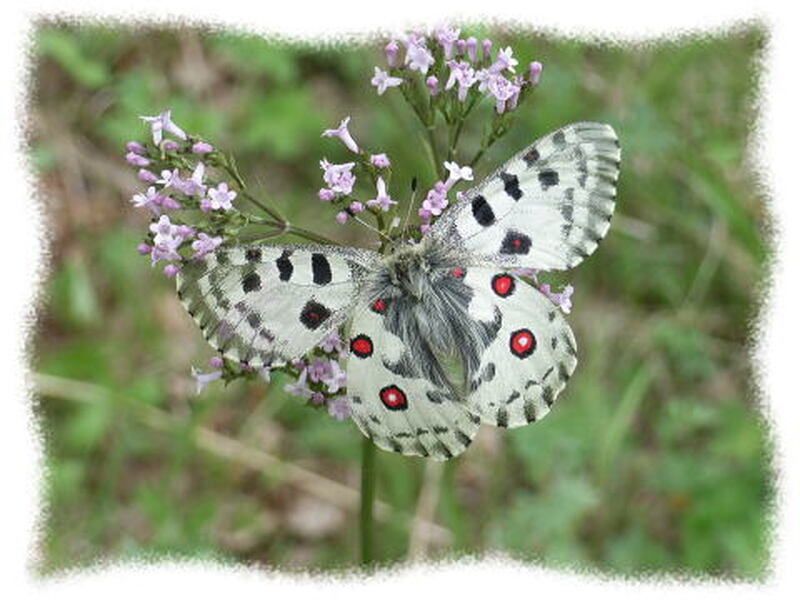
<box><xmin>30</xmin><ymin>23</ymin><xmax>771</xmax><ymax>577</ymax></box>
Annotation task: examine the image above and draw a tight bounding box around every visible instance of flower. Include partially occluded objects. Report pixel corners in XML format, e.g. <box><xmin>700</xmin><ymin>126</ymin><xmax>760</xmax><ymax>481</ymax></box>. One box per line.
<box><xmin>163</xmin><ymin>140</ymin><xmax>180</xmax><ymax>152</ymax></box>
<box><xmin>191</xmin><ymin>366</ymin><xmax>223</xmax><ymax>395</ymax></box>
<box><xmin>349</xmin><ymin>201</ymin><xmax>365</xmax><ymax>214</ymax></box>
<box><xmin>125</xmin><ymin>152</ymin><xmax>150</xmax><ymax>167</ymax></box>
<box><xmin>370</xmin><ymin>153</ymin><xmax>391</xmax><ymax>168</ymax></box>
<box><xmin>322</xmin><ymin>359</ymin><xmax>347</xmax><ymax>394</ymax></box>
<box><xmin>327</xmin><ymin>395</ymin><xmax>352</xmax><ymax>421</ymax></box>
<box><xmin>443</xmin><ymin>161</ymin><xmax>473</xmax><ymax>190</ymax></box>
<box><xmin>529</xmin><ymin>61</ymin><xmax>543</xmax><ymax>85</ymax></box>
<box><xmin>445</xmin><ymin>61</ymin><xmax>477</xmax><ymax>101</ymax></box>
<box><xmin>178</xmin><ymin>162</ymin><xmax>207</xmax><ymax>197</ymax></box>
<box><xmin>284</xmin><ymin>368</ymin><xmax>312</xmax><ymax>398</ymax></box>
<box><xmin>489</xmin><ymin>46</ymin><xmax>518</xmax><ymax>74</ymax></box>
<box><xmin>156</xmin><ymin>168</ymin><xmax>184</xmax><ymax>190</ymax></box>
<box><xmin>322</xmin><ymin>116</ymin><xmax>361</xmax><ymax>153</ymax></box>
<box><xmin>335</xmin><ymin>211</ymin><xmax>349</xmax><ymax>225</ymax></box>
<box><xmin>137</xmin><ymin>243</ymin><xmax>151</xmax><ymax>255</ymax></box>
<box><xmin>126</xmin><ymin>141</ymin><xmax>146</xmax><ymax>154</ymax></box>
<box><xmin>539</xmin><ymin>283</ymin><xmax>574</xmax><ymax>314</ymax></box>
<box><xmin>131</xmin><ymin>186</ymin><xmax>164</xmax><ymax>214</ymax></box>
<box><xmin>404</xmin><ymin>34</ymin><xmax>435</xmax><ymax>74</ymax></box>
<box><xmin>148</xmin><ymin>215</ymin><xmax>184</xmax><ymax>265</ymax></box>
<box><xmin>370</xmin><ymin>67</ymin><xmax>403</xmax><ymax>96</ymax></box>
<box><xmin>385</xmin><ymin>40</ymin><xmax>400</xmax><ymax>67</ymax></box>
<box><xmin>466</xmin><ymin>37</ymin><xmax>478</xmax><ymax>62</ymax></box>
<box><xmin>202</xmin><ymin>182</ymin><xmax>236</xmax><ymax>212</ymax></box>
<box><xmin>485</xmin><ymin>74</ymin><xmax>521</xmax><ymax>114</ymax></box>
<box><xmin>421</xmin><ymin>182</ymin><xmax>448</xmax><ymax>216</ymax></box>
<box><xmin>191</xmin><ymin>232</ymin><xmax>223</xmax><ymax>259</ymax></box>
<box><xmin>138</xmin><ymin>169</ymin><xmax>159</xmax><ymax>183</ymax></box>
<box><xmin>320</xmin><ymin>160</ymin><xmax>356</xmax><ymax>195</ymax></box>
<box><xmin>192</xmin><ymin>141</ymin><xmax>214</xmax><ymax>154</ymax></box>
<box><xmin>318</xmin><ymin>330</ymin><xmax>343</xmax><ymax>354</ymax></box>
<box><xmin>434</xmin><ymin>25</ymin><xmax>460</xmax><ymax>59</ymax></box>
<box><xmin>426</xmin><ymin>75</ymin><xmax>439</xmax><ymax>96</ymax></box>
<box><xmin>307</xmin><ymin>358</ymin><xmax>333</xmax><ymax>383</ymax></box>
<box><xmin>318</xmin><ymin>188</ymin><xmax>336</xmax><ymax>202</ymax></box>
<box><xmin>366</xmin><ymin>176</ymin><xmax>396</xmax><ymax>212</ymax></box>
<box><xmin>139</xmin><ymin>110</ymin><xmax>187</xmax><ymax>145</ymax></box>
<box><xmin>163</xmin><ymin>264</ymin><xmax>180</xmax><ymax>278</ymax></box>
<box><xmin>482</xmin><ymin>39</ymin><xmax>492</xmax><ymax>62</ymax></box>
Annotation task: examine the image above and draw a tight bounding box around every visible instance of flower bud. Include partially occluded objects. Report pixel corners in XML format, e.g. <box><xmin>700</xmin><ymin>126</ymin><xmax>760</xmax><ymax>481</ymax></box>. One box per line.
<box><xmin>426</xmin><ymin>75</ymin><xmax>439</xmax><ymax>96</ymax></box>
<box><xmin>126</xmin><ymin>152</ymin><xmax>150</xmax><ymax>167</ymax></box>
<box><xmin>192</xmin><ymin>141</ymin><xmax>214</xmax><ymax>154</ymax></box>
<box><xmin>385</xmin><ymin>40</ymin><xmax>399</xmax><ymax>67</ymax></box>
<box><xmin>466</xmin><ymin>37</ymin><xmax>478</xmax><ymax>62</ymax></box>
<box><xmin>482</xmin><ymin>39</ymin><xmax>493</xmax><ymax>62</ymax></box>
<box><xmin>138</xmin><ymin>168</ymin><xmax>159</xmax><ymax>183</ymax></box>
<box><xmin>126</xmin><ymin>141</ymin><xmax>146</xmax><ymax>154</ymax></box>
<box><xmin>163</xmin><ymin>140</ymin><xmax>180</xmax><ymax>151</ymax></box>
<box><xmin>529</xmin><ymin>61</ymin><xmax>543</xmax><ymax>85</ymax></box>
<box><xmin>163</xmin><ymin>264</ymin><xmax>180</xmax><ymax>278</ymax></box>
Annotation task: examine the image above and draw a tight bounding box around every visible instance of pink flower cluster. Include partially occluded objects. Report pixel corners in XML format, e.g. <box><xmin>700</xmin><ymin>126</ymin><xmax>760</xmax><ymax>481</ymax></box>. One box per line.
<box><xmin>318</xmin><ymin>116</ymin><xmax>397</xmax><ymax>227</ymax></box>
<box><xmin>372</xmin><ymin>26</ymin><xmax>543</xmax><ymax>114</ymax></box>
<box><xmin>418</xmin><ymin>160</ymin><xmax>473</xmax><ymax>233</ymax></box>
<box><xmin>125</xmin><ymin>109</ymin><xmax>232</xmax><ymax>277</ymax></box>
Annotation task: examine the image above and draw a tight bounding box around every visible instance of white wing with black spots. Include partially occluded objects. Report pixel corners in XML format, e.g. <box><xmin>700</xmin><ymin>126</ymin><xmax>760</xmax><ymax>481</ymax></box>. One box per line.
<box><xmin>177</xmin><ymin>245</ymin><xmax>378</xmax><ymax>367</ymax></box>
<box><xmin>461</xmin><ymin>267</ymin><xmax>578</xmax><ymax>427</ymax></box>
<box><xmin>430</xmin><ymin>121</ymin><xmax>620</xmax><ymax>271</ymax></box>
<box><xmin>346</xmin><ymin>302</ymin><xmax>480</xmax><ymax>460</ymax></box>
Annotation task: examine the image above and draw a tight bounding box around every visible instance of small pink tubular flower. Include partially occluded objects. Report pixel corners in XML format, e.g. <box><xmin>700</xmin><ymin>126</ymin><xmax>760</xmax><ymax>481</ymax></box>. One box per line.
<box><xmin>163</xmin><ymin>264</ymin><xmax>180</xmax><ymax>278</ymax></box>
<box><xmin>370</xmin><ymin>153</ymin><xmax>391</xmax><ymax>168</ymax></box>
<box><xmin>322</xmin><ymin>360</ymin><xmax>347</xmax><ymax>394</ymax></box>
<box><xmin>486</xmin><ymin>74</ymin><xmax>521</xmax><ymax>114</ymax></box>
<box><xmin>191</xmin><ymin>232</ymin><xmax>223</xmax><ymax>259</ymax></box>
<box><xmin>178</xmin><ymin>162</ymin><xmax>207</xmax><ymax>197</ymax></box>
<box><xmin>138</xmin><ymin>169</ymin><xmax>159</xmax><ymax>183</ymax></box>
<box><xmin>366</xmin><ymin>176</ymin><xmax>396</xmax><ymax>212</ymax></box>
<box><xmin>489</xmin><ymin>46</ymin><xmax>519</xmax><ymax>74</ymax></box>
<box><xmin>443</xmin><ymin>161</ymin><xmax>473</xmax><ymax>190</ymax></box>
<box><xmin>404</xmin><ymin>34</ymin><xmax>435</xmax><ymax>74</ymax></box>
<box><xmin>421</xmin><ymin>183</ymin><xmax>448</xmax><ymax>216</ymax></box>
<box><xmin>126</xmin><ymin>141</ymin><xmax>146</xmax><ymax>154</ymax></box>
<box><xmin>202</xmin><ymin>182</ymin><xmax>237</xmax><ymax>212</ymax></box>
<box><xmin>434</xmin><ymin>25</ymin><xmax>460</xmax><ymax>59</ymax></box>
<box><xmin>445</xmin><ymin>61</ymin><xmax>477</xmax><ymax>101</ymax></box>
<box><xmin>318</xmin><ymin>330</ymin><xmax>343</xmax><ymax>354</ymax></box>
<box><xmin>482</xmin><ymin>39</ymin><xmax>493</xmax><ymax>62</ymax></box>
<box><xmin>192</xmin><ymin>141</ymin><xmax>214</xmax><ymax>154</ymax></box>
<box><xmin>426</xmin><ymin>76</ymin><xmax>439</xmax><ymax>96</ymax></box>
<box><xmin>322</xmin><ymin>116</ymin><xmax>361</xmax><ymax>153</ymax></box>
<box><xmin>139</xmin><ymin>110</ymin><xmax>187</xmax><ymax>145</ymax></box>
<box><xmin>327</xmin><ymin>395</ymin><xmax>352</xmax><ymax>421</ymax></box>
<box><xmin>466</xmin><ymin>37</ymin><xmax>478</xmax><ymax>62</ymax></box>
<box><xmin>126</xmin><ymin>152</ymin><xmax>150</xmax><ymax>167</ymax></box>
<box><xmin>529</xmin><ymin>61</ymin><xmax>543</xmax><ymax>85</ymax></box>
<box><xmin>284</xmin><ymin>368</ymin><xmax>312</xmax><ymax>398</ymax></box>
<box><xmin>385</xmin><ymin>40</ymin><xmax>400</xmax><ymax>67</ymax></box>
<box><xmin>320</xmin><ymin>159</ymin><xmax>356</xmax><ymax>195</ymax></box>
<box><xmin>335</xmin><ymin>211</ymin><xmax>349</xmax><ymax>225</ymax></box>
<box><xmin>131</xmin><ymin>186</ymin><xmax>164</xmax><ymax>214</ymax></box>
<box><xmin>370</xmin><ymin>68</ymin><xmax>403</xmax><ymax>96</ymax></box>
<box><xmin>318</xmin><ymin>188</ymin><xmax>336</xmax><ymax>202</ymax></box>
<box><xmin>191</xmin><ymin>366</ymin><xmax>223</xmax><ymax>395</ymax></box>
<box><xmin>539</xmin><ymin>283</ymin><xmax>574</xmax><ymax>314</ymax></box>
<box><xmin>307</xmin><ymin>358</ymin><xmax>333</xmax><ymax>384</ymax></box>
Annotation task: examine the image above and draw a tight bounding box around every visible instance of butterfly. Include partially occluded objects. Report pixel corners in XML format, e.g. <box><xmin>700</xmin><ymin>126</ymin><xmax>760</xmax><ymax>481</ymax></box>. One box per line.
<box><xmin>176</xmin><ymin>121</ymin><xmax>620</xmax><ymax>460</ymax></box>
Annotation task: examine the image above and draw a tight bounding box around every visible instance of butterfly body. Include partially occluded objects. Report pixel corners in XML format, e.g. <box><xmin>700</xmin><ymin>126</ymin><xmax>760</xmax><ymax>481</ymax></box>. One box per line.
<box><xmin>177</xmin><ymin>121</ymin><xmax>620</xmax><ymax>459</ymax></box>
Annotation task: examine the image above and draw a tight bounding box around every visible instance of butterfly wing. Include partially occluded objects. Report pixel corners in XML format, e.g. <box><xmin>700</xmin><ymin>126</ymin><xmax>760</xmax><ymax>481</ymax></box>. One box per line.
<box><xmin>177</xmin><ymin>245</ymin><xmax>378</xmax><ymax>367</ymax></box>
<box><xmin>430</xmin><ymin>121</ymin><xmax>620</xmax><ymax>271</ymax></box>
<box><xmin>345</xmin><ymin>302</ymin><xmax>480</xmax><ymax>460</ymax></box>
<box><xmin>461</xmin><ymin>267</ymin><xmax>578</xmax><ymax>427</ymax></box>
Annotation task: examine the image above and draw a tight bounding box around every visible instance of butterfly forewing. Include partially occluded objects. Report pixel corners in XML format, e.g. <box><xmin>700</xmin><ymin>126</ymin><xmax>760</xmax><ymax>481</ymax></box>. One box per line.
<box><xmin>431</xmin><ymin>121</ymin><xmax>620</xmax><ymax>271</ymax></box>
<box><xmin>177</xmin><ymin>245</ymin><xmax>377</xmax><ymax>367</ymax></box>
<box><xmin>345</xmin><ymin>303</ymin><xmax>480</xmax><ymax>460</ymax></box>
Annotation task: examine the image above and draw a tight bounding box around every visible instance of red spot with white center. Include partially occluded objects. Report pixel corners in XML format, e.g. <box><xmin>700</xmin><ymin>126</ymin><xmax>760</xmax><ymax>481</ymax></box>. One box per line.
<box><xmin>492</xmin><ymin>273</ymin><xmax>516</xmax><ymax>297</ymax></box>
<box><xmin>452</xmin><ymin>267</ymin><xmax>466</xmax><ymax>279</ymax></box>
<box><xmin>350</xmin><ymin>334</ymin><xmax>373</xmax><ymax>359</ymax></box>
<box><xmin>371</xmin><ymin>299</ymin><xmax>387</xmax><ymax>314</ymax></box>
<box><xmin>379</xmin><ymin>385</ymin><xmax>408</xmax><ymax>411</ymax></box>
<box><xmin>509</xmin><ymin>328</ymin><xmax>536</xmax><ymax>358</ymax></box>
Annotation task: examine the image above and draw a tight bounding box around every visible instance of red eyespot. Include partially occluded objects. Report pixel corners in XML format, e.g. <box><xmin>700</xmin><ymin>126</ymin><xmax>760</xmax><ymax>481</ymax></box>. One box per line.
<box><xmin>371</xmin><ymin>299</ymin><xmax>387</xmax><ymax>313</ymax></box>
<box><xmin>452</xmin><ymin>267</ymin><xmax>466</xmax><ymax>279</ymax></box>
<box><xmin>491</xmin><ymin>273</ymin><xmax>516</xmax><ymax>297</ymax></box>
<box><xmin>380</xmin><ymin>385</ymin><xmax>408</xmax><ymax>411</ymax></box>
<box><xmin>510</xmin><ymin>328</ymin><xmax>536</xmax><ymax>358</ymax></box>
<box><xmin>350</xmin><ymin>334</ymin><xmax>374</xmax><ymax>359</ymax></box>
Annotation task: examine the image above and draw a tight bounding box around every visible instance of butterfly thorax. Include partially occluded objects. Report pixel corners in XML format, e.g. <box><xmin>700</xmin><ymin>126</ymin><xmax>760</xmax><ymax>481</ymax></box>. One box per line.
<box><xmin>359</xmin><ymin>240</ymin><xmax>500</xmax><ymax>397</ymax></box>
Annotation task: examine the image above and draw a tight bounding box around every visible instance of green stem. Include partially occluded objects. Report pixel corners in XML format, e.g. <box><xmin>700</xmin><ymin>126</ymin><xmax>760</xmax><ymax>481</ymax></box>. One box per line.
<box><xmin>360</xmin><ymin>436</ymin><xmax>376</xmax><ymax>566</ymax></box>
<box><xmin>239</xmin><ymin>190</ymin><xmax>286</xmax><ymax>223</ymax></box>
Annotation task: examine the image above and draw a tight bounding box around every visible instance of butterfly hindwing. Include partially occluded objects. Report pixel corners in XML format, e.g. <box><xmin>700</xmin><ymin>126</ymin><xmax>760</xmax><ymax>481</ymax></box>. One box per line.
<box><xmin>431</xmin><ymin>121</ymin><xmax>620</xmax><ymax>271</ymax></box>
<box><xmin>177</xmin><ymin>245</ymin><xmax>378</xmax><ymax>367</ymax></box>
<box><xmin>461</xmin><ymin>267</ymin><xmax>578</xmax><ymax>427</ymax></box>
<box><xmin>346</xmin><ymin>303</ymin><xmax>480</xmax><ymax>460</ymax></box>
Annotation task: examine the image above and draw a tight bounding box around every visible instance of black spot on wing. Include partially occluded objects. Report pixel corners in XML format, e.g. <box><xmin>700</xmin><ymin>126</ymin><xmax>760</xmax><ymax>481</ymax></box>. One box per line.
<box><xmin>276</xmin><ymin>250</ymin><xmax>293</xmax><ymax>281</ymax></box>
<box><xmin>242</xmin><ymin>272</ymin><xmax>261</xmax><ymax>293</ymax></box>
<box><xmin>538</xmin><ymin>169</ymin><xmax>559</xmax><ymax>190</ymax></box>
<box><xmin>311</xmin><ymin>253</ymin><xmax>332</xmax><ymax>285</ymax></box>
<box><xmin>245</xmin><ymin>248</ymin><xmax>262</xmax><ymax>262</ymax></box>
<box><xmin>552</xmin><ymin>130</ymin><xmax>566</xmax><ymax>147</ymax></box>
<box><xmin>496</xmin><ymin>407</ymin><xmax>509</xmax><ymax>428</ymax></box>
<box><xmin>299</xmin><ymin>300</ymin><xmax>331</xmax><ymax>330</ymax></box>
<box><xmin>500</xmin><ymin>230</ymin><xmax>532</xmax><ymax>255</ymax></box>
<box><xmin>523</xmin><ymin>147</ymin><xmax>540</xmax><ymax>166</ymax></box>
<box><xmin>499</xmin><ymin>171</ymin><xmax>522</xmax><ymax>200</ymax></box>
<box><xmin>471</xmin><ymin>195</ymin><xmax>495</xmax><ymax>226</ymax></box>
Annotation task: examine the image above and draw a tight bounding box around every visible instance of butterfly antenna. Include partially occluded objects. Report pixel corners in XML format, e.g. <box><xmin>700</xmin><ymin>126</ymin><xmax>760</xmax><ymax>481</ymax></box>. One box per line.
<box><xmin>351</xmin><ymin>214</ymin><xmax>395</xmax><ymax>246</ymax></box>
<box><xmin>400</xmin><ymin>176</ymin><xmax>419</xmax><ymax>238</ymax></box>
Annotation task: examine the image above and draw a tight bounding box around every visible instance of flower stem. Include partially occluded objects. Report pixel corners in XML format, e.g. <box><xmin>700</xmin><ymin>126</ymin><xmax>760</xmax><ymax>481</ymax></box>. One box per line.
<box><xmin>360</xmin><ymin>436</ymin><xmax>376</xmax><ymax>566</ymax></box>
